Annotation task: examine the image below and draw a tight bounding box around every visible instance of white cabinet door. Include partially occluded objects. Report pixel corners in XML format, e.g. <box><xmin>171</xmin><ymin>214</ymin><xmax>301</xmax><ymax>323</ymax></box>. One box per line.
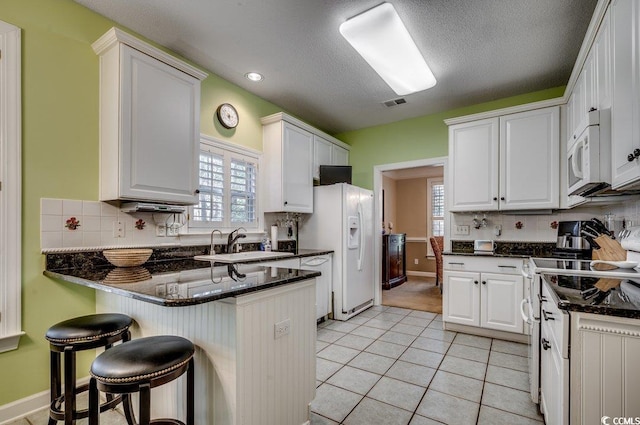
<box><xmin>443</xmin><ymin>271</ymin><xmax>480</xmax><ymax>327</ymax></box>
<box><xmin>282</xmin><ymin>123</ymin><xmax>313</xmax><ymax>212</ymax></box>
<box><xmin>499</xmin><ymin>107</ymin><xmax>559</xmax><ymax>210</ymax></box>
<box><xmin>611</xmin><ymin>0</ymin><xmax>640</xmax><ymax>189</ymax></box>
<box><xmin>332</xmin><ymin>145</ymin><xmax>349</xmax><ymax>166</ymax></box>
<box><xmin>313</xmin><ymin>136</ymin><xmax>332</xmax><ymax>180</ymax></box>
<box><xmin>595</xmin><ymin>9</ymin><xmax>612</xmax><ymax>110</ymax></box>
<box><xmin>99</xmin><ymin>43</ymin><xmax>201</xmax><ymax>204</ymax></box>
<box><xmin>480</xmin><ymin>272</ymin><xmax>524</xmax><ymax>333</ymax></box>
<box><xmin>449</xmin><ymin>118</ymin><xmax>499</xmax><ymax>211</ymax></box>
<box><xmin>540</xmin><ymin>320</ymin><xmax>569</xmax><ymax>425</ymax></box>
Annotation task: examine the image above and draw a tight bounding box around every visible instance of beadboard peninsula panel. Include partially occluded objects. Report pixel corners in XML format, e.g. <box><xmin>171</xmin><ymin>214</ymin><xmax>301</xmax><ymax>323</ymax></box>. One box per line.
<box><xmin>97</xmin><ymin>279</ymin><xmax>316</xmax><ymax>425</ymax></box>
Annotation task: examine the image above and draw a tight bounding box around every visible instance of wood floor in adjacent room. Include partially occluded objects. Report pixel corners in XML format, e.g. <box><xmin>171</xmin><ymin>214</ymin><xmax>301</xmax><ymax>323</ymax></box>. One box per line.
<box><xmin>382</xmin><ymin>276</ymin><xmax>442</xmax><ymax>314</ymax></box>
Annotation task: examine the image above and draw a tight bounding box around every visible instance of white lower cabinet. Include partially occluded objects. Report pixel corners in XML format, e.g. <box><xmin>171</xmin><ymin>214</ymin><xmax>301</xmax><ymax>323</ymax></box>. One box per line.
<box><xmin>443</xmin><ymin>256</ymin><xmax>525</xmax><ymax>334</ymax></box>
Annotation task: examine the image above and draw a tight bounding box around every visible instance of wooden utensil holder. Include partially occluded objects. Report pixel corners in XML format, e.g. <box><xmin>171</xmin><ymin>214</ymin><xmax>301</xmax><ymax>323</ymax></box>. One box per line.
<box><xmin>591</xmin><ymin>235</ymin><xmax>627</xmax><ymax>270</ymax></box>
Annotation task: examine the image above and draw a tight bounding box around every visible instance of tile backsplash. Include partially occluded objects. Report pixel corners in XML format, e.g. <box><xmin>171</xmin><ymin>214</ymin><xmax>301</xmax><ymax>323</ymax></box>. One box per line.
<box><xmin>41</xmin><ymin>198</ymin><xmax>183</xmax><ymax>251</ymax></box>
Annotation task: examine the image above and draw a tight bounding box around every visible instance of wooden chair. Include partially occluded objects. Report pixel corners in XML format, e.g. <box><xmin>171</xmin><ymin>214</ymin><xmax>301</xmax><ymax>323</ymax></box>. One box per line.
<box><xmin>430</xmin><ymin>236</ymin><xmax>444</xmax><ymax>292</ymax></box>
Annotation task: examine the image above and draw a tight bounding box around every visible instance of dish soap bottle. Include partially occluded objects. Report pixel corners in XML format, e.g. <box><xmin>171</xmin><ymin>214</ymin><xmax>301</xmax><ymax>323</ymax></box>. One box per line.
<box><xmin>264</xmin><ymin>238</ymin><xmax>272</xmax><ymax>252</ymax></box>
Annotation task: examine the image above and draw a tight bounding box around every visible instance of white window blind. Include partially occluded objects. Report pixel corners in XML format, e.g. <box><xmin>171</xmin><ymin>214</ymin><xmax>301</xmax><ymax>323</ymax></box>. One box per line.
<box><xmin>427</xmin><ymin>178</ymin><xmax>444</xmax><ymax>257</ymax></box>
<box><xmin>190</xmin><ymin>136</ymin><xmax>259</xmax><ymax>230</ymax></box>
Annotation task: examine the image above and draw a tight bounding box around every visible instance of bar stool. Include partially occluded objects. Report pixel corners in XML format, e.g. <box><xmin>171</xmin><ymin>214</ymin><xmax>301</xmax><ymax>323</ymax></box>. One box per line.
<box><xmin>45</xmin><ymin>313</ymin><xmax>134</xmax><ymax>425</ymax></box>
<box><xmin>89</xmin><ymin>335</ymin><xmax>195</xmax><ymax>425</ymax></box>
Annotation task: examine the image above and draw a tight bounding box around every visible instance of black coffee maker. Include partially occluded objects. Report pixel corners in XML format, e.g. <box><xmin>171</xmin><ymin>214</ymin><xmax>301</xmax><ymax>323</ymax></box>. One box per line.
<box><xmin>553</xmin><ymin>221</ymin><xmax>593</xmax><ymax>259</ymax></box>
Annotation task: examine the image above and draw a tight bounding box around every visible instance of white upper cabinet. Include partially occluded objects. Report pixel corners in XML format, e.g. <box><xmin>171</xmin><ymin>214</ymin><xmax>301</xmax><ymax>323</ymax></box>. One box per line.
<box><xmin>499</xmin><ymin>107</ymin><xmax>560</xmax><ymax>210</ymax></box>
<box><xmin>262</xmin><ymin>119</ymin><xmax>314</xmax><ymax>213</ymax></box>
<box><xmin>595</xmin><ymin>9</ymin><xmax>612</xmax><ymax>110</ymax></box>
<box><xmin>93</xmin><ymin>28</ymin><xmax>207</xmax><ymax>205</ymax></box>
<box><xmin>611</xmin><ymin>0</ymin><xmax>640</xmax><ymax>189</ymax></box>
<box><xmin>449</xmin><ymin>118</ymin><xmax>500</xmax><ymax>211</ymax></box>
<box><xmin>313</xmin><ymin>136</ymin><xmax>332</xmax><ymax>180</ymax></box>
<box><xmin>332</xmin><ymin>145</ymin><xmax>349</xmax><ymax>166</ymax></box>
<box><xmin>449</xmin><ymin>106</ymin><xmax>559</xmax><ymax>212</ymax></box>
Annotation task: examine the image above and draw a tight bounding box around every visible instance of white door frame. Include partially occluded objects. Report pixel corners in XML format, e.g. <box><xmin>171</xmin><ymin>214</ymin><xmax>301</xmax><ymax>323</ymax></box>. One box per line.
<box><xmin>373</xmin><ymin>156</ymin><xmax>448</xmax><ymax>306</ymax></box>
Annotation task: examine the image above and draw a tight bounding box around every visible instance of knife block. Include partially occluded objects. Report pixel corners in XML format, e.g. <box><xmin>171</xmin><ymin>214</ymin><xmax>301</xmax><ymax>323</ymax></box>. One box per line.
<box><xmin>591</xmin><ymin>235</ymin><xmax>627</xmax><ymax>270</ymax></box>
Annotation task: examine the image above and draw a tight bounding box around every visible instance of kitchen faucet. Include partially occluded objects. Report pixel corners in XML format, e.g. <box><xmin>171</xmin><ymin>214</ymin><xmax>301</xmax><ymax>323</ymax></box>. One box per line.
<box><xmin>227</xmin><ymin>227</ymin><xmax>247</xmax><ymax>253</ymax></box>
<box><xmin>210</xmin><ymin>229</ymin><xmax>222</xmax><ymax>254</ymax></box>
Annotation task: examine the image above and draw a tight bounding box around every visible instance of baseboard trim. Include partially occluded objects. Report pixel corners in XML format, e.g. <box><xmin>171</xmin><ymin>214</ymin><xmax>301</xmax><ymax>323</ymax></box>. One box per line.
<box><xmin>406</xmin><ymin>271</ymin><xmax>435</xmax><ymax>278</ymax></box>
<box><xmin>0</xmin><ymin>377</ymin><xmax>89</xmax><ymax>424</ymax></box>
<box><xmin>443</xmin><ymin>322</ymin><xmax>529</xmax><ymax>343</ymax></box>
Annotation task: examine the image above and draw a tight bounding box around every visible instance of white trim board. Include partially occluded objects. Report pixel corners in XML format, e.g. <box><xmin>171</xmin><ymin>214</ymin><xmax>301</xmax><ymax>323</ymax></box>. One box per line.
<box><xmin>406</xmin><ymin>271</ymin><xmax>436</xmax><ymax>278</ymax></box>
<box><xmin>0</xmin><ymin>20</ymin><xmax>23</xmax><ymax>352</ymax></box>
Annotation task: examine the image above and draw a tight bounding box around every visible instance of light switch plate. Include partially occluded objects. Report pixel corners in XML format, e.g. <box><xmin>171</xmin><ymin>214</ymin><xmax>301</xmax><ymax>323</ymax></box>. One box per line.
<box><xmin>454</xmin><ymin>225</ymin><xmax>470</xmax><ymax>235</ymax></box>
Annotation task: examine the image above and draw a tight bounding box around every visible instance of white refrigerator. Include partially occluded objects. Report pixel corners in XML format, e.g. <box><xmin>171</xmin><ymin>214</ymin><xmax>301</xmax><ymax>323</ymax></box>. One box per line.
<box><xmin>299</xmin><ymin>183</ymin><xmax>374</xmax><ymax>321</ymax></box>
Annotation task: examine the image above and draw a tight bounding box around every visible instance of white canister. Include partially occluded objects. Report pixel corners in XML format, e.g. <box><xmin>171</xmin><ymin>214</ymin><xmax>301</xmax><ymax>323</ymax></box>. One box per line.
<box><xmin>271</xmin><ymin>225</ymin><xmax>279</xmax><ymax>251</ymax></box>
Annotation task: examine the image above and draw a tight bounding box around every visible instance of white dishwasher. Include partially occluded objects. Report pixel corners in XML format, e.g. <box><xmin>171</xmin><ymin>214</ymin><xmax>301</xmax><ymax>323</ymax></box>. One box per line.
<box><xmin>300</xmin><ymin>255</ymin><xmax>333</xmax><ymax>321</ymax></box>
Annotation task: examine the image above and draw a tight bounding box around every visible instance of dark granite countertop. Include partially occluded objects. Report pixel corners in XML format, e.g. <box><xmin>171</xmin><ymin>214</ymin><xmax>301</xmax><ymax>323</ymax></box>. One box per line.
<box><xmin>541</xmin><ymin>273</ymin><xmax>640</xmax><ymax>319</ymax></box>
<box><xmin>445</xmin><ymin>240</ymin><xmax>555</xmax><ymax>258</ymax></box>
<box><xmin>44</xmin><ymin>259</ymin><xmax>320</xmax><ymax>307</ymax></box>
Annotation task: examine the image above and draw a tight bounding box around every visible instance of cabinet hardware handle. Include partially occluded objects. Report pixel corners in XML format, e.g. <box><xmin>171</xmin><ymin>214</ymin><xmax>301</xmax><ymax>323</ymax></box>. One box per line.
<box><xmin>628</xmin><ymin>153</ymin><xmax>636</xmax><ymax>162</ymax></box>
<box><xmin>284</xmin><ymin>201</ymin><xmax>288</xmax><ymax>205</ymax></box>
<box><xmin>195</xmin><ymin>189</ymin><xmax>200</xmax><ymax>194</ymax></box>
<box><xmin>448</xmin><ymin>262</ymin><xmax>465</xmax><ymax>265</ymax></box>
<box><xmin>482</xmin><ymin>280</ymin><xmax>486</xmax><ymax>285</ymax></box>
<box><xmin>542</xmin><ymin>310</ymin><xmax>555</xmax><ymax>321</ymax></box>
<box><xmin>474</xmin><ymin>280</ymin><xmax>479</xmax><ymax>285</ymax></box>
<box><xmin>500</xmin><ymin>197</ymin><xmax>505</xmax><ymax>201</ymax></box>
<box><xmin>635</xmin><ymin>148</ymin><xmax>640</xmax><ymax>158</ymax></box>
<box><xmin>589</xmin><ymin>107</ymin><xmax>597</xmax><ymax>112</ymax></box>
<box><xmin>493</xmin><ymin>197</ymin><xmax>498</xmax><ymax>201</ymax></box>
<box><xmin>542</xmin><ymin>338</ymin><xmax>551</xmax><ymax>350</ymax></box>
<box><xmin>538</xmin><ymin>294</ymin><xmax>547</xmax><ymax>303</ymax></box>
<box><xmin>498</xmin><ymin>265</ymin><xmax>517</xmax><ymax>269</ymax></box>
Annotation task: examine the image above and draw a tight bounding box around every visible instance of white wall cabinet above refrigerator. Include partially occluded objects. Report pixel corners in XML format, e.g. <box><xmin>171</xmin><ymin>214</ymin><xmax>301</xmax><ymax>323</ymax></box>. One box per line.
<box><xmin>261</xmin><ymin>113</ymin><xmax>350</xmax><ymax>213</ymax></box>
<box><xmin>448</xmin><ymin>106</ymin><xmax>559</xmax><ymax>212</ymax></box>
<box><xmin>93</xmin><ymin>28</ymin><xmax>207</xmax><ymax>205</ymax></box>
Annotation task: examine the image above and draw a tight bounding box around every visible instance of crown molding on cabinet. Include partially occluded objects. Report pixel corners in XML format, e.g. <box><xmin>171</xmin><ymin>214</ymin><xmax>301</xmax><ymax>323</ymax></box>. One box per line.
<box><xmin>443</xmin><ymin>97</ymin><xmax>564</xmax><ymax>126</ymax></box>
<box><xmin>261</xmin><ymin>112</ymin><xmax>351</xmax><ymax>150</ymax></box>
<box><xmin>92</xmin><ymin>27</ymin><xmax>208</xmax><ymax>81</ymax></box>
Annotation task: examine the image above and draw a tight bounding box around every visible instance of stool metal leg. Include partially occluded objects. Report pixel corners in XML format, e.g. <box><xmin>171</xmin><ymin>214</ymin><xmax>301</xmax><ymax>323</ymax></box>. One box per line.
<box><xmin>63</xmin><ymin>346</ymin><xmax>76</xmax><ymax>425</ymax></box>
<box><xmin>187</xmin><ymin>358</ymin><xmax>194</xmax><ymax>425</ymax></box>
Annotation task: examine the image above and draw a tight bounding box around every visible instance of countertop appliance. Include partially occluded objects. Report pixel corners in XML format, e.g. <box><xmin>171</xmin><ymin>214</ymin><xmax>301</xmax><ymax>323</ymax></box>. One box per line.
<box><xmin>553</xmin><ymin>220</ymin><xmax>593</xmax><ymax>259</ymax></box>
<box><xmin>567</xmin><ymin>109</ymin><xmax>611</xmax><ymax>197</ymax></box>
<box><xmin>298</xmin><ymin>183</ymin><xmax>374</xmax><ymax>320</ymax></box>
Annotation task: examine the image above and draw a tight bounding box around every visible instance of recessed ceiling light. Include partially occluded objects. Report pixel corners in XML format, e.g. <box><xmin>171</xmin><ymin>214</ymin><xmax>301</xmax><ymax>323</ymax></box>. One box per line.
<box><xmin>245</xmin><ymin>72</ymin><xmax>264</xmax><ymax>82</ymax></box>
<box><xmin>339</xmin><ymin>2</ymin><xmax>436</xmax><ymax>96</ymax></box>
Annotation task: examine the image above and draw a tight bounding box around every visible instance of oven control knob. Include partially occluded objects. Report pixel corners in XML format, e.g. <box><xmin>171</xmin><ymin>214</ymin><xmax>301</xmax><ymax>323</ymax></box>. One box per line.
<box><xmin>542</xmin><ymin>338</ymin><xmax>551</xmax><ymax>350</ymax></box>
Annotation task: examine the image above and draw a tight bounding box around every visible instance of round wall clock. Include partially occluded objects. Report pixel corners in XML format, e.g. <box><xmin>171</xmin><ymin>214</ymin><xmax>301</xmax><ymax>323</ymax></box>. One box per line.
<box><xmin>216</xmin><ymin>103</ymin><xmax>239</xmax><ymax>129</ymax></box>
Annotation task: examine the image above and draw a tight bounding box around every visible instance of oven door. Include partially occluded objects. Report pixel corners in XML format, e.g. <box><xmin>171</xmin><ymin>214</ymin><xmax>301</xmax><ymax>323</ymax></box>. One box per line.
<box><xmin>521</xmin><ymin>261</ymin><xmax>541</xmax><ymax>404</ymax></box>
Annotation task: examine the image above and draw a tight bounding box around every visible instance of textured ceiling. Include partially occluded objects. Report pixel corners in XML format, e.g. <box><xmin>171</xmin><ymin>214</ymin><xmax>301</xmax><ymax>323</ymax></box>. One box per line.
<box><xmin>74</xmin><ymin>0</ymin><xmax>598</xmax><ymax>134</ymax></box>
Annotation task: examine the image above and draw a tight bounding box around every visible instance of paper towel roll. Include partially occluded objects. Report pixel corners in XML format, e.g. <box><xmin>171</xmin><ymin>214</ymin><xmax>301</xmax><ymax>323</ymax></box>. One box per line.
<box><xmin>271</xmin><ymin>225</ymin><xmax>279</xmax><ymax>251</ymax></box>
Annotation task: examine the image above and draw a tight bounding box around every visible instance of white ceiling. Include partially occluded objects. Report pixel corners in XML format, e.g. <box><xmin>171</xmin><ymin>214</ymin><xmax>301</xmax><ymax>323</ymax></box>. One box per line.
<box><xmin>75</xmin><ymin>0</ymin><xmax>598</xmax><ymax>134</ymax></box>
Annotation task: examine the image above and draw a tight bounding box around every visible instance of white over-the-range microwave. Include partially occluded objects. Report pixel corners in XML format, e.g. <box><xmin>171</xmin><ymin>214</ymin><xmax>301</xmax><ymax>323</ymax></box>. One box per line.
<box><xmin>567</xmin><ymin>109</ymin><xmax>611</xmax><ymax>199</ymax></box>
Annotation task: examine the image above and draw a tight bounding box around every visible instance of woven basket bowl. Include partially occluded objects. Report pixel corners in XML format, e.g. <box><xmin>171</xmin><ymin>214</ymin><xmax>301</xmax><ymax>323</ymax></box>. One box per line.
<box><xmin>103</xmin><ymin>249</ymin><xmax>152</xmax><ymax>268</ymax></box>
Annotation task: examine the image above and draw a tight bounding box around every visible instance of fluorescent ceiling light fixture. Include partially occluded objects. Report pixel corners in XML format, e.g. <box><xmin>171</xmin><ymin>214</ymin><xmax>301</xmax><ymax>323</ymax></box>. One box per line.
<box><xmin>245</xmin><ymin>72</ymin><xmax>264</xmax><ymax>82</ymax></box>
<box><xmin>339</xmin><ymin>2</ymin><xmax>436</xmax><ymax>96</ymax></box>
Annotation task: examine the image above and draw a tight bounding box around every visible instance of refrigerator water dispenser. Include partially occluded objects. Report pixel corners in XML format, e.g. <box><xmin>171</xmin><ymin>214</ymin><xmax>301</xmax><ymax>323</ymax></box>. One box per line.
<box><xmin>348</xmin><ymin>216</ymin><xmax>360</xmax><ymax>249</ymax></box>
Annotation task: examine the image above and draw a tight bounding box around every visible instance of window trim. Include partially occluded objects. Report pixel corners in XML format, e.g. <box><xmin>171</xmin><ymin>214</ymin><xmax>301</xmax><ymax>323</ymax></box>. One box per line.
<box><xmin>0</xmin><ymin>20</ymin><xmax>23</xmax><ymax>352</ymax></box>
<box><xmin>188</xmin><ymin>134</ymin><xmax>261</xmax><ymax>233</ymax></box>
<box><xmin>426</xmin><ymin>177</ymin><xmax>444</xmax><ymax>257</ymax></box>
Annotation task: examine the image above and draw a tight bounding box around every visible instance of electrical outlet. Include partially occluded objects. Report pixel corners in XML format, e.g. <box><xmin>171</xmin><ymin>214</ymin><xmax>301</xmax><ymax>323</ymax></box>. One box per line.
<box><xmin>156</xmin><ymin>225</ymin><xmax>166</xmax><ymax>237</ymax></box>
<box><xmin>454</xmin><ymin>225</ymin><xmax>470</xmax><ymax>235</ymax></box>
<box><xmin>113</xmin><ymin>221</ymin><xmax>125</xmax><ymax>238</ymax></box>
<box><xmin>167</xmin><ymin>224</ymin><xmax>179</xmax><ymax>237</ymax></box>
<box><xmin>414</xmin><ymin>258</ymin><xmax>419</xmax><ymax>265</ymax></box>
<box><xmin>274</xmin><ymin>319</ymin><xmax>290</xmax><ymax>339</ymax></box>
<box><xmin>167</xmin><ymin>283</ymin><xmax>178</xmax><ymax>295</ymax></box>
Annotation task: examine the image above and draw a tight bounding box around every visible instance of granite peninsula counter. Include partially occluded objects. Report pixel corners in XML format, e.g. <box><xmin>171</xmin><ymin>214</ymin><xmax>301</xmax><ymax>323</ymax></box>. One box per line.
<box><xmin>45</xmin><ymin>254</ymin><xmax>320</xmax><ymax>425</ymax></box>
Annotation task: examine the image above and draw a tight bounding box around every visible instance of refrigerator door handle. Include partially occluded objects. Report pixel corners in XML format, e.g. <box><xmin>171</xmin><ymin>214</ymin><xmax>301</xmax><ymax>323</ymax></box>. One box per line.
<box><xmin>357</xmin><ymin>202</ymin><xmax>364</xmax><ymax>271</ymax></box>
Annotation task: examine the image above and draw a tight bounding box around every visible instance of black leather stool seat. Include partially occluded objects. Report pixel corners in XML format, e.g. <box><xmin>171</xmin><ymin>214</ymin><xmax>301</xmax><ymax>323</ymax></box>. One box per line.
<box><xmin>46</xmin><ymin>313</ymin><xmax>133</xmax><ymax>346</ymax></box>
<box><xmin>46</xmin><ymin>313</ymin><xmax>134</xmax><ymax>425</ymax></box>
<box><xmin>89</xmin><ymin>336</ymin><xmax>195</xmax><ymax>425</ymax></box>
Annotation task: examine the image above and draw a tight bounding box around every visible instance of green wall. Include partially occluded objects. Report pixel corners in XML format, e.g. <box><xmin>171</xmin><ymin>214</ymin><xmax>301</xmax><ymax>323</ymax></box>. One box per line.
<box><xmin>0</xmin><ymin>0</ymin><xmax>566</xmax><ymax>410</ymax></box>
<box><xmin>337</xmin><ymin>86</ymin><xmax>566</xmax><ymax>189</ymax></box>
<box><xmin>0</xmin><ymin>0</ymin><xmax>282</xmax><ymax>406</ymax></box>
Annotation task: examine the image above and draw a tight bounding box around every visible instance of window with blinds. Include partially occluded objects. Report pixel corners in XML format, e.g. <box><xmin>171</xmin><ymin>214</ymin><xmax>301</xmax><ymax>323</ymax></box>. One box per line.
<box><xmin>431</xmin><ymin>182</ymin><xmax>444</xmax><ymax>237</ymax></box>
<box><xmin>190</xmin><ymin>136</ymin><xmax>259</xmax><ymax>230</ymax></box>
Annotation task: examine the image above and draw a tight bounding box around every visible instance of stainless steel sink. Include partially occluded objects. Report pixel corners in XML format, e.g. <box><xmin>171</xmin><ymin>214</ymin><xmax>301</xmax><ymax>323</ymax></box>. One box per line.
<box><xmin>194</xmin><ymin>251</ymin><xmax>295</xmax><ymax>264</ymax></box>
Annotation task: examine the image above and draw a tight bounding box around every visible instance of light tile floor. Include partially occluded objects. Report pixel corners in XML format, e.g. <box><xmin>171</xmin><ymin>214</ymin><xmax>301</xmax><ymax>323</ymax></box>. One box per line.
<box><xmin>311</xmin><ymin>305</ymin><xmax>544</xmax><ymax>425</ymax></box>
<box><xmin>7</xmin><ymin>306</ymin><xmax>543</xmax><ymax>425</ymax></box>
